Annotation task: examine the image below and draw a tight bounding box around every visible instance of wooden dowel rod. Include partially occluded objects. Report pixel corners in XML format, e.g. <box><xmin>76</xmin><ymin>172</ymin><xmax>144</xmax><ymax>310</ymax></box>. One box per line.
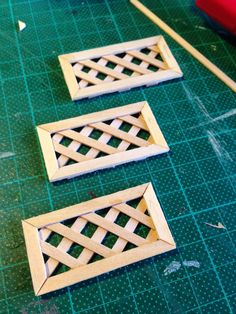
<box><xmin>130</xmin><ymin>0</ymin><xmax>236</xmax><ymax>93</ymax></box>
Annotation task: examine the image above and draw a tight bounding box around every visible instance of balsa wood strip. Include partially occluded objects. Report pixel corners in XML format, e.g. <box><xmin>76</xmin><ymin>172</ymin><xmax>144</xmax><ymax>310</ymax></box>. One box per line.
<box><xmin>46</xmin><ymin>217</ymin><xmax>88</xmax><ymax>275</ymax></box>
<box><xmin>128</xmin><ymin>50</ymin><xmax>167</xmax><ymax>69</ymax></box>
<box><xmin>111</xmin><ymin>199</ymin><xmax>146</xmax><ymax>252</ymax></box>
<box><xmin>52</xmin><ymin>145</ymin><xmax>167</xmax><ymax>182</ymax></box>
<box><xmin>119</xmin><ymin>115</ymin><xmax>149</xmax><ymax>131</ymax></box>
<box><xmin>55</xmin><ymin>126</ymin><xmax>93</xmax><ymax>167</ymax></box>
<box><xmin>22</xmin><ymin>222</ymin><xmax>47</xmax><ymax>295</ymax></box>
<box><xmin>144</xmin><ymin>184</ymin><xmax>175</xmax><ymax>245</ymax></box>
<box><xmin>36</xmin><ymin>128</ymin><xmax>59</xmax><ymax>179</ymax></box>
<box><xmin>113</xmin><ymin>203</ymin><xmax>154</xmax><ymax>229</ymax></box>
<box><xmin>76</xmin><ymin>207</ymin><xmax>120</xmax><ymax>264</ymax></box>
<box><xmin>53</xmin><ymin>142</ymin><xmax>92</xmax><ymax>163</ymax></box>
<box><xmin>22</xmin><ymin>183</ymin><xmax>176</xmax><ymax>295</ymax></box>
<box><xmin>79</xmin><ymin>60</ymin><xmax>129</xmax><ymax>80</ymax></box>
<box><xmin>89</xmin><ymin>122</ymin><xmax>150</xmax><ymax>147</ymax></box>
<box><xmin>83</xmin><ymin>213</ymin><xmax>149</xmax><ymax>246</ymax></box>
<box><xmin>37</xmin><ymin>102</ymin><xmax>169</xmax><ymax>182</ymax></box>
<box><xmin>40</xmin><ymin>102</ymin><xmax>145</xmax><ymax>133</ymax></box>
<box><xmin>59</xmin><ymin>129</ymin><xmax>119</xmax><ymax>155</ymax></box>
<box><xmin>41</xmin><ymin>241</ymin><xmax>79</xmax><ymax>269</ymax></box>
<box><xmin>48</xmin><ymin>223</ymin><xmax>114</xmax><ymax>258</ymax></box>
<box><xmin>141</xmin><ymin>102</ymin><xmax>169</xmax><ymax>149</ymax></box>
<box><xmin>104</xmin><ymin>55</ymin><xmax>152</xmax><ymax>75</ymax></box>
<box><xmin>59</xmin><ymin>36</ymin><xmax>183</xmax><ymax>100</ymax></box>
<box><xmin>130</xmin><ymin>0</ymin><xmax>236</xmax><ymax>93</ymax></box>
<box><xmin>28</xmin><ymin>184</ymin><xmax>148</xmax><ymax>228</ymax></box>
<box><xmin>73</xmin><ymin>64</ymin><xmax>103</xmax><ymax>85</ymax></box>
<box><xmin>39</xmin><ymin>241</ymin><xmax>175</xmax><ymax>295</ymax></box>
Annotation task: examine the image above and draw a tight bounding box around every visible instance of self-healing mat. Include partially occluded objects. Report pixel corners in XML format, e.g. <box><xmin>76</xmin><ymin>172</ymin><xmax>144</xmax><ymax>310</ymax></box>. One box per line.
<box><xmin>37</xmin><ymin>101</ymin><xmax>170</xmax><ymax>182</ymax></box>
<box><xmin>22</xmin><ymin>183</ymin><xmax>175</xmax><ymax>295</ymax></box>
<box><xmin>59</xmin><ymin>36</ymin><xmax>182</xmax><ymax>100</ymax></box>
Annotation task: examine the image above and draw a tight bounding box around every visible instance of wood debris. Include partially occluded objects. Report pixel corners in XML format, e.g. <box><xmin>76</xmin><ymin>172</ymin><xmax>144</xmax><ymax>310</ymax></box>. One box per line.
<box><xmin>18</xmin><ymin>20</ymin><xmax>26</xmax><ymax>32</ymax></box>
<box><xmin>204</xmin><ymin>222</ymin><xmax>226</xmax><ymax>229</ymax></box>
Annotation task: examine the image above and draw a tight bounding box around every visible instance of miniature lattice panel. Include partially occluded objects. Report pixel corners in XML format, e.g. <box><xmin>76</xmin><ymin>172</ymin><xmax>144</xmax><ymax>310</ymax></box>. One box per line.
<box><xmin>37</xmin><ymin>101</ymin><xmax>170</xmax><ymax>182</ymax></box>
<box><xmin>22</xmin><ymin>183</ymin><xmax>176</xmax><ymax>295</ymax></box>
<box><xmin>59</xmin><ymin>36</ymin><xmax>183</xmax><ymax>100</ymax></box>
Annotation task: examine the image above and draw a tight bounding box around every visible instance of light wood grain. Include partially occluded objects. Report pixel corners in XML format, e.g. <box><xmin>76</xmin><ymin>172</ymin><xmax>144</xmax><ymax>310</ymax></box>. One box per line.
<box><xmin>23</xmin><ymin>183</ymin><xmax>176</xmax><ymax>296</ymax></box>
<box><xmin>58</xmin><ymin>36</ymin><xmax>183</xmax><ymax>100</ymax></box>
<box><xmin>130</xmin><ymin>0</ymin><xmax>236</xmax><ymax>93</ymax></box>
<box><xmin>22</xmin><ymin>221</ymin><xmax>47</xmax><ymax>294</ymax></box>
<box><xmin>27</xmin><ymin>183</ymin><xmax>149</xmax><ymax>228</ymax></box>
<box><xmin>37</xmin><ymin>102</ymin><xmax>169</xmax><ymax>181</ymax></box>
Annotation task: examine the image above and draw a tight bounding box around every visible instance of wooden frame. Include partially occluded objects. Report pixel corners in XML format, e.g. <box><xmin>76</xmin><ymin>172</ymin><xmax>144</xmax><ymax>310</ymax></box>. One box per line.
<box><xmin>37</xmin><ymin>101</ymin><xmax>170</xmax><ymax>182</ymax></box>
<box><xmin>59</xmin><ymin>36</ymin><xmax>183</xmax><ymax>100</ymax></box>
<box><xmin>22</xmin><ymin>183</ymin><xmax>176</xmax><ymax>295</ymax></box>
<box><xmin>130</xmin><ymin>0</ymin><xmax>236</xmax><ymax>93</ymax></box>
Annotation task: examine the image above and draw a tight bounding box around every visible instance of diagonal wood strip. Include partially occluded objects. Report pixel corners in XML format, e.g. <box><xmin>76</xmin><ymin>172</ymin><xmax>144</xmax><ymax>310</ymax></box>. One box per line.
<box><xmin>37</xmin><ymin>102</ymin><xmax>170</xmax><ymax>181</ymax></box>
<box><xmin>53</xmin><ymin>142</ymin><xmax>92</xmax><ymax>163</ymax></box>
<box><xmin>73</xmin><ymin>64</ymin><xmax>103</xmax><ymax>85</ymax></box>
<box><xmin>47</xmin><ymin>223</ymin><xmax>114</xmax><ymax>258</ymax></box>
<box><xmin>45</xmin><ymin>217</ymin><xmax>88</xmax><ymax>276</ymax></box>
<box><xmin>78</xmin><ymin>58</ymin><xmax>115</xmax><ymax>89</ymax></box>
<box><xmin>112</xmin><ymin>198</ymin><xmax>147</xmax><ymax>252</ymax></box>
<box><xmin>111</xmin><ymin>198</ymin><xmax>158</xmax><ymax>252</ymax></box>
<box><xmin>71</xmin><ymin>125</ymin><xmax>143</xmax><ymax>264</ymax></box>
<box><xmin>113</xmin><ymin>203</ymin><xmax>154</xmax><ymax>229</ymax></box>
<box><xmin>76</xmin><ymin>207</ymin><xmax>120</xmax><ymax>265</ymax></box>
<box><xmin>22</xmin><ymin>183</ymin><xmax>176</xmax><ymax>295</ymax></box>
<box><xmin>41</xmin><ymin>241</ymin><xmax>80</xmax><ymax>269</ymax></box>
<box><xmin>89</xmin><ymin>122</ymin><xmax>150</xmax><ymax>147</ymax></box>
<box><xmin>128</xmin><ymin>50</ymin><xmax>167</xmax><ymax>69</ymax></box>
<box><xmin>84</xmin><ymin>119</ymin><xmax>123</xmax><ymax>157</ymax></box>
<box><xmin>83</xmin><ymin>213</ymin><xmax>149</xmax><ymax>246</ymax></box>
<box><xmin>103</xmin><ymin>54</ymin><xmax>152</xmax><ymax>75</ymax></box>
<box><xmin>54</xmin><ymin>126</ymin><xmax>94</xmax><ymax>167</ymax></box>
<box><xmin>79</xmin><ymin>60</ymin><xmax>129</xmax><ymax>80</ymax></box>
<box><xmin>148</xmin><ymin>45</ymin><xmax>160</xmax><ymax>54</ymax></box>
<box><xmin>118</xmin><ymin>114</ymin><xmax>149</xmax><ymax>131</ymax></box>
<box><xmin>59</xmin><ymin>129</ymin><xmax>119</xmax><ymax>155</ymax></box>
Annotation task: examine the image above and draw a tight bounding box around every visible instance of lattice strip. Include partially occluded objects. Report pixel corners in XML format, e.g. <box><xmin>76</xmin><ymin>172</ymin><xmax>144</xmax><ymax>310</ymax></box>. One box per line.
<box><xmin>22</xmin><ymin>183</ymin><xmax>176</xmax><ymax>295</ymax></box>
<box><xmin>59</xmin><ymin>36</ymin><xmax>182</xmax><ymax>100</ymax></box>
<box><xmin>45</xmin><ymin>216</ymin><xmax>88</xmax><ymax>275</ymax></box>
<box><xmin>47</xmin><ymin>223</ymin><xmax>114</xmax><ymax>257</ymax></box>
<box><xmin>37</xmin><ymin>102</ymin><xmax>169</xmax><ymax>181</ymax></box>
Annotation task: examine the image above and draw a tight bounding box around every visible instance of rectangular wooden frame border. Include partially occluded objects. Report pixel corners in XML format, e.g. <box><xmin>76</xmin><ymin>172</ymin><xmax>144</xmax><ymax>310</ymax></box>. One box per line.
<box><xmin>22</xmin><ymin>183</ymin><xmax>176</xmax><ymax>295</ymax></box>
<box><xmin>59</xmin><ymin>36</ymin><xmax>183</xmax><ymax>100</ymax></box>
<box><xmin>37</xmin><ymin>101</ymin><xmax>170</xmax><ymax>182</ymax></box>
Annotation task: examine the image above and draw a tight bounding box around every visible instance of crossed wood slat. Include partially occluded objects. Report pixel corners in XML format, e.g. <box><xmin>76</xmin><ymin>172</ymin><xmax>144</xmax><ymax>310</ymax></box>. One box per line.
<box><xmin>37</xmin><ymin>102</ymin><xmax>170</xmax><ymax>182</ymax></box>
<box><xmin>72</xmin><ymin>48</ymin><xmax>166</xmax><ymax>89</ymax></box>
<box><xmin>22</xmin><ymin>183</ymin><xmax>176</xmax><ymax>295</ymax></box>
<box><xmin>52</xmin><ymin>113</ymin><xmax>151</xmax><ymax>167</ymax></box>
<box><xmin>40</xmin><ymin>198</ymin><xmax>155</xmax><ymax>273</ymax></box>
<box><xmin>59</xmin><ymin>36</ymin><xmax>182</xmax><ymax>100</ymax></box>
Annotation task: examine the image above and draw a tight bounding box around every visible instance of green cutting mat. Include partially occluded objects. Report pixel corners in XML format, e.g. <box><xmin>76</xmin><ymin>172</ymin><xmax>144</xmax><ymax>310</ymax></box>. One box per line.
<box><xmin>0</xmin><ymin>0</ymin><xmax>235</xmax><ymax>313</ymax></box>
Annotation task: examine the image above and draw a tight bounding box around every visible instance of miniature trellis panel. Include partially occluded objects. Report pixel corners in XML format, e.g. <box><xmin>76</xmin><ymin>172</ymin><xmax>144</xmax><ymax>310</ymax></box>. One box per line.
<box><xmin>59</xmin><ymin>36</ymin><xmax>183</xmax><ymax>100</ymax></box>
<box><xmin>22</xmin><ymin>183</ymin><xmax>176</xmax><ymax>295</ymax></box>
<box><xmin>37</xmin><ymin>101</ymin><xmax>170</xmax><ymax>182</ymax></box>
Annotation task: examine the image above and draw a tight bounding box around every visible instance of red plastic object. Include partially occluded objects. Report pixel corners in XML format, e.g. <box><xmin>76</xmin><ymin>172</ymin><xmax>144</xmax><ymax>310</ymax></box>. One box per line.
<box><xmin>196</xmin><ymin>0</ymin><xmax>236</xmax><ymax>35</ymax></box>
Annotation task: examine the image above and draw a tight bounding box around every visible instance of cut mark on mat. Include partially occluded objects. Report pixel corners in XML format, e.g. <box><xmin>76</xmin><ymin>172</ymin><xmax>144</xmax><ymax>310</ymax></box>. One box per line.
<box><xmin>0</xmin><ymin>152</ymin><xmax>15</xmax><ymax>159</ymax></box>
<box><xmin>207</xmin><ymin>131</ymin><xmax>233</xmax><ymax>162</ymax></box>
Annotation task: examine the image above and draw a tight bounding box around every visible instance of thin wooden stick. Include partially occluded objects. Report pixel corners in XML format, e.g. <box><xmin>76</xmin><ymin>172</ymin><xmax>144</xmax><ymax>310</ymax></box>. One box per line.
<box><xmin>130</xmin><ymin>0</ymin><xmax>236</xmax><ymax>93</ymax></box>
